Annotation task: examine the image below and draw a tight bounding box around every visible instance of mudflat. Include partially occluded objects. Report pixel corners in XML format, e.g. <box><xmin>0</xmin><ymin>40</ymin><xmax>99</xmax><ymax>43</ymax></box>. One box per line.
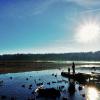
<box><xmin>0</xmin><ymin>61</ymin><xmax>67</xmax><ymax>74</ymax></box>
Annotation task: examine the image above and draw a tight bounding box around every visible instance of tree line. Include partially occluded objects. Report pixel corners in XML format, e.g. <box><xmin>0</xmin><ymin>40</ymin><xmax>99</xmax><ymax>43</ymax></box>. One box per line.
<box><xmin>0</xmin><ymin>51</ymin><xmax>100</xmax><ymax>61</ymax></box>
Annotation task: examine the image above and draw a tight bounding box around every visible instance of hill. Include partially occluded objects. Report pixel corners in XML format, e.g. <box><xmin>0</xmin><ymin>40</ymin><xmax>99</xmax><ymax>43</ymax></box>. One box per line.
<box><xmin>0</xmin><ymin>51</ymin><xmax>100</xmax><ymax>61</ymax></box>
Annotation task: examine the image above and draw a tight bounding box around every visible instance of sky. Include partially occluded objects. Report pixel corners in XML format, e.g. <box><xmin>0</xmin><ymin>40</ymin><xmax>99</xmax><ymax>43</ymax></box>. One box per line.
<box><xmin>0</xmin><ymin>0</ymin><xmax>100</xmax><ymax>54</ymax></box>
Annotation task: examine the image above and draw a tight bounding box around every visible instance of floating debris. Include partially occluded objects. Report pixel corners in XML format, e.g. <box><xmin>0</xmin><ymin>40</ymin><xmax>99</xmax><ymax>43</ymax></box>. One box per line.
<box><xmin>47</xmin><ymin>82</ymin><xmax>50</xmax><ymax>85</ymax></box>
<box><xmin>52</xmin><ymin>81</ymin><xmax>56</xmax><ymax>84</ymax></box>
<box><xmin>26</xmin><ymin>78</ymin><xmax>28</xmax><ymax>80</ymax></box>
<box><xmin>52</xmin><ymin>73</ymin><xmax>54</xmax><ymax>76</ymax></box>
<box><xmin>36</xmin><ymin>82</ymin><xmax>43</xmax><ymax>86</ymax></box>
<box><xmin>28</xmin><ymin>84</ymin><xmax>32</xmax><ymax>89</ymax></box>
<box><xmin>22</xmin><ymin>84</ymin><xmax>25</xmax><ymax>88</ymax></box>
<box><xmin>10</xmin><ymin>77</ymin><xmax>13</xmax><ymax>80</ymax></box>
<box><xmin>31</xmin><ymin>91</ymin><xmax>35</xmax><ymax>95</ymax></box>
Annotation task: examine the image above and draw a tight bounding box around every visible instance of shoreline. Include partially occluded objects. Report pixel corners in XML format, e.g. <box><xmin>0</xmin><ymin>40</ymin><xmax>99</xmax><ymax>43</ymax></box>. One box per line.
<box><xmin>0</xmin><ymin>61</ymin><xmax>100</xmax><ymax>74</ymax></box>
<box><xmin>0</xmin><ymin>61</ymin><xmax>66</xmax><ymax>74</ymax></box>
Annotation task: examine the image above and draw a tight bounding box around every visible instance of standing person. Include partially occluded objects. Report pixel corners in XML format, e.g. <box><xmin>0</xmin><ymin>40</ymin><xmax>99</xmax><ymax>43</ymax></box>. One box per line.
<box><xmin>68</xmin><ymin>68</ymin><xmax>70</xmax><ymax>81</ymax></box>
<box><xmin>72</xmin><ymin>62</ymin><xmax>75</xmax><ymax>75</ymax></box>
<box><xmin>68</xmin><ymin>68</ymin><xmax>70</xmax><ymax>75</ymax></box>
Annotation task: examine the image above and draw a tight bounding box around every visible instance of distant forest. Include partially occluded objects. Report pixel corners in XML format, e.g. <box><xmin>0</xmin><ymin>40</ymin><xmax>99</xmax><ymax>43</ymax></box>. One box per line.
<box><xmin>0</xmin><ymin>51</ymin><xmax>100</xmax><ymax>61</ymax></box>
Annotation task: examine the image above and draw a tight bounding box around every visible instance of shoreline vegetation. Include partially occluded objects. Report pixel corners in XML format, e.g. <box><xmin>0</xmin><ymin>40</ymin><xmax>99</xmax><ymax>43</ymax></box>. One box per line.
<box><xmin>0</xmin><ymin>51</ymin><xmax>100</xmax><ymax>61</ymax></box>
<box><xmin>0</xmin><ymin>60</ymin><xmax>100</xmax><ymax>74</ymax></box>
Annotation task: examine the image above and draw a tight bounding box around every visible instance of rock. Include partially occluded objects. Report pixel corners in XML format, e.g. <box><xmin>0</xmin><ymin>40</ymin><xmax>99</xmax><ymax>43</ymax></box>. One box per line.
<box><xmin>63</xmin><ymin>97</ymin><xmax>68</xmax><ymax>100</ymax></box>
<box><xmin>1</xmin><ymin>95</ymin><xmax>7</xmax><ymax>99</ymax></box>
<box><xmin>10</xmin><ymin>97</ymin><xmax>16</xmax><ymax>100</ymax></box>
<box><xmin>37</xmin><ymin>88</ymin><xmax>60</xmax><ymax>98</ymax></box>
<box><xmin>82</xmin><ymin>94</ymin><xmax>85</xmax><ymax>97</ymax></box>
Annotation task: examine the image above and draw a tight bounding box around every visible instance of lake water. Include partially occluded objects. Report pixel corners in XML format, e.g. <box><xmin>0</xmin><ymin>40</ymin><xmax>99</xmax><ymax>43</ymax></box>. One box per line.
<box><xmin>0</xmin><ymin>61</ymin><xmax>100</xmax><ymax>100</ymax></box>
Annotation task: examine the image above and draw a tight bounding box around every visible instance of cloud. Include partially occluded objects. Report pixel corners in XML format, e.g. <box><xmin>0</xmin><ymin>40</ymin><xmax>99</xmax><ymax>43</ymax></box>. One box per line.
<box><xmin>79</xmin><ymin>8</ymin><xmax>100</xmax><ymax>14</ymax></box>
<box><xmin>33</xmin><ymin>0</ymin><xmax>100</xmax><ymax>15</ymax></box>
<box><xmin>63</xmin><ymin>0</ymin><xmax>100</xmax><ymax>7</ymax></box>
<box><xmin>33</xmin><ymin>0</ymin><xmax>57</xmax><ymax>15</ymax></box>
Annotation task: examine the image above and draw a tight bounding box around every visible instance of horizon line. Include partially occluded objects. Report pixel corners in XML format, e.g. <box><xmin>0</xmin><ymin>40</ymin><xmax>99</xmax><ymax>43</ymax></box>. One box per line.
<box><xmin>0</xmin><ymin>50</ymin><xmax>99</xmax><ymax>55</ymax></box>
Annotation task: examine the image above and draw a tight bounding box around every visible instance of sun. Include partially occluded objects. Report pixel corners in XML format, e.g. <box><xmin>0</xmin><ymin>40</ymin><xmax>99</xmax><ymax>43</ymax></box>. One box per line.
<box><xmin>75</xmin><ymin>21</ymin><xmax>100</xmax><ymax>43</ymax></box>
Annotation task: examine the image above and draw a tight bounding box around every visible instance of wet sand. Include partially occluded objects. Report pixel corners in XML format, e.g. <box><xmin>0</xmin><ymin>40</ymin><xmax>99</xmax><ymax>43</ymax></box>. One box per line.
<box><xmin>0</xmin><ymin>61</ymin><xmax>67</xmax><ymax>74</ymax></box>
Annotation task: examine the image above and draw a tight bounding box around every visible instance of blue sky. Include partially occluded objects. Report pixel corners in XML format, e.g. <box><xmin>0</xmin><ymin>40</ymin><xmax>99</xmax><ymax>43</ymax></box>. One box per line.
<box><xmin>0</xmin><ymin>0</ymin><xmax>100</xmax><ymax>54</ymax></box>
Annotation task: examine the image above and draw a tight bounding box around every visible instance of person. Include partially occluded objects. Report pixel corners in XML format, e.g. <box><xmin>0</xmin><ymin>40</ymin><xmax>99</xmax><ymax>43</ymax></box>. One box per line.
<box><xmin>68</xmin><ymin>68</ymin><xmax>70</xmax><ymax>75</ymax></box>
<box><xmin>68</xmin><ymin>68</ymin><xmax>70</xmax><ymax>81</ymax></box>
<box><xmin>72</xmin><ymin>62</ymin><xmax>75</xmax><ymax>75</ymax></box>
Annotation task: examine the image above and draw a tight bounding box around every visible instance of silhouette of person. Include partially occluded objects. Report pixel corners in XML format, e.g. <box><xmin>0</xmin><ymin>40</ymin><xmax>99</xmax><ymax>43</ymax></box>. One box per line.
<box><xmin>72</xmin><ymin>62</ymin><xmax>75</xmax><ymax>75</ymax></box>
<box><xmin>68</xmin><ymin>63</ymin><xmax>76</xmax><ymax>95</ymax></box>
<box><xmin>68</xmin><ymin>67</ymin><xmax>70</xmax><ymax>81</ymax></box>
<box><xmin>68</xmin><ymin>68</ymin><xmax>70</xmax><ymax>74</ymax></box>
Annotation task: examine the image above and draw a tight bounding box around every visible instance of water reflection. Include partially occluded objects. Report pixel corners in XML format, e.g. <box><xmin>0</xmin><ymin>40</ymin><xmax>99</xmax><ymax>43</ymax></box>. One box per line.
<box><xmin>87</xmin><ymin>87</ymin><xmax>98</xmax><ymax>100</ymax></box>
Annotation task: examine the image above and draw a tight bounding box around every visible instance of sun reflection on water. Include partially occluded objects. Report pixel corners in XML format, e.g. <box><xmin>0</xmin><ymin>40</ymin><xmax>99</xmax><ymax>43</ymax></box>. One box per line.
<box><xmin>87</xmin><ymin>87</ymin><xmax>99</xmax><ymax>100</ymax></box>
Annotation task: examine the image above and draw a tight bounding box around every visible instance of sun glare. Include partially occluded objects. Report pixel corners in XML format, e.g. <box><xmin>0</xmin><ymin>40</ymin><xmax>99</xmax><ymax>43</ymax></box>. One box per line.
<box><xmin>76</xmin><ymin>21</ymin><xmax>100</xmax><ymax>43</ymax></box>
<box><xmin>87</xmin><ymin>87</ymin><xmax>98</xmax><ymax>100</ymax></box>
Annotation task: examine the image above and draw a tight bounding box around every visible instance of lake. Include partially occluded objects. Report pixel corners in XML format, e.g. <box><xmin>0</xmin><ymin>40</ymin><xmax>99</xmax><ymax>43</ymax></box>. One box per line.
<box><xmin>0</xmin><ymin>61</ymin><xmax>100</xmax><ymax>100</ymax></box>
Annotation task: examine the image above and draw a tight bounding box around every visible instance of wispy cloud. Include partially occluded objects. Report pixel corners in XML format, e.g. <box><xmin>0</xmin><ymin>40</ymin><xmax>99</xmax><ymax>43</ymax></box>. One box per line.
<box><xmin>33</xmin><ymin>0</ymin><xmax>57</xmax><ymax>15</ymax></box>
<box><xmin>79</xmin><ymin>8</ymin><xmax>100</xmax><ymax>14</ymax></box>
<box><xmin>63</xmin><ymin>0</ymin><xmax>100</xmax><ymax>7</ymax></box>
<box><xmin>33</xmin><ymin>0</ymin><xmax>100</xmax><ymax>16</ymax></box>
